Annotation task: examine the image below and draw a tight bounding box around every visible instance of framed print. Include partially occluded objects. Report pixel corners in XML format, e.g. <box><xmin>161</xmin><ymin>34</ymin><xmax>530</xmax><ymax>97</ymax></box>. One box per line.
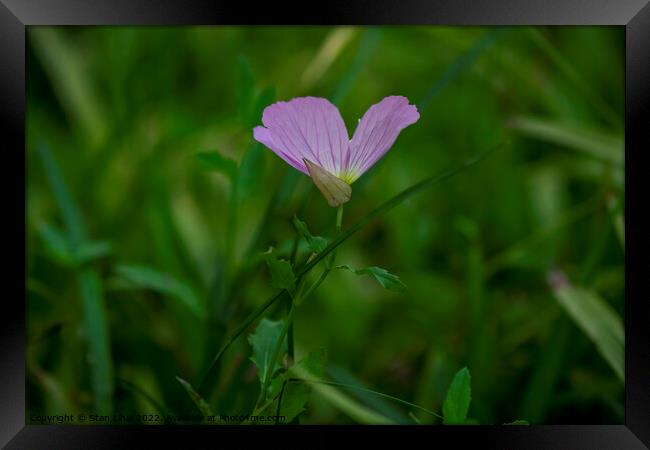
<box><xmin>2</xmin><ymin>0</ymin><xmax>649</xmax><ymax>447</ymax></box>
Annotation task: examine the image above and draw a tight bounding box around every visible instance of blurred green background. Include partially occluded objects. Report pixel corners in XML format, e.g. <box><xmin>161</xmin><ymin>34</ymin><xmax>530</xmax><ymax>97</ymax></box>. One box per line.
<box><xmin>26</xmin><ymin>26</ymin><xmax>624</xmax><ymax>425</ymax></box>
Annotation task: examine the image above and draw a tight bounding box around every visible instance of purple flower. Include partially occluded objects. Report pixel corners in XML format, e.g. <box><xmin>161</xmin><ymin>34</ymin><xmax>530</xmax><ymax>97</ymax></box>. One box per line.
<box><xmin>253</xmin><ymin>96</ymin><xmax>419</xmax><ymax>206</ymax></box>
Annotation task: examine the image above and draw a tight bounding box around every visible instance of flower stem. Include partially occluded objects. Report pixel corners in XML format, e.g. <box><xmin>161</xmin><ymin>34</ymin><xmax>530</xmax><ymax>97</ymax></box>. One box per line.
<box><xmin>328</xmin><ymin>204</ymin><xmax>344</xmax><ymax>269</ymax></box>
<box><xmin>336</xmin><ymin>204</ymin><xmax>344</xmax><ymax>232</ymax></box>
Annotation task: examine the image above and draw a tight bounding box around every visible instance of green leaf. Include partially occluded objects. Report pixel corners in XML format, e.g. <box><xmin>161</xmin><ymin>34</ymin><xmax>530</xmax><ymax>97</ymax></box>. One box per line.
<box><xmin>259</xmin><ymin>349</ymin><xmax>328</xmax><ymax>423</ymax></box>
<box><xmin>38</xmin><ymin>223</ymin><xmax>74</xmax><ymax>265</ymax></box>
<box><xmin>248</xmin><ymin>318</ymin><xmax>288</xmax><ymax>386</ymax></box>
<box><xmin>607</xmin><ymin>194</ymin><xmax>624</xmax><ymax>253</ymax></box>
<box><xmin>29</xmin><ymin>29</ymin><xmax>106</xmax><ymax>146</ymax></box>
<box><xmin>265</xmin><ymin>256</ymin><xmax>296</xmax><ymax>293</ymax></box>
<box><xmin>176</xmin><ymin>376</ymin><xmax>214</xmax><ymax>417</ymax></box>
<box><xmin>552</xmin><ymin>281</ymin><xmax>624</xmax><ymax>381</ymax></box>
<box><xmin>260</xmin><ymin>379</ymin><xmax>311</xmax><ymax>424</ymax></box>
<box><xmin>38</xmin><ymin>224</ymin><xmax>111</xmax><ymax>267</ymax></box>
<box><xmin>76</xmin><ymin>240</ymin><xmax>113</xmax><ymax>264</ymax></box>
<box><xmin>419</xmin><ymin>28</ymin><xmax>507</xmax><ymax>112</ymax></box>
<box><xmin>276</xmin><ymin>382</ymin><xmax>311</xmax><ymax>423</ymax></box>
<box><xmin>442</xmin><ymin>367</ymin><xmax>472</xmax><ymax>424</ymax></box>
<box><xmin>79</xmin><ymin>269</ymin><xmax>114</xmax><ymax>414</ymax></box>
<box><xmin>288</xmin><ymin>349</ymin><xmax>327</xmax><ymax>379</ymax></box>
<box><xmin>505</xmin><ymin>420</ymin><xmax>530</xmax><ymax>425</ymax></box>
<box><xmin>114</xmin><ymin>264</ymin><xmax>206</xmax><ymax>319</ymax></box>
<box><xmin>36</xmin><ymin>142</ymin><xmax>86</xmax><ymax>247</ymax></box>
<box><xmin>326</xmin><ymin>364</ymin><xmax>410</xmax><ymax>423</ymax></box>
<box><xmin>508</xmin><ymin>116</ymin><xmax>623</xmax><ymax>166</ymax></box>
<box><xmin>289</xmin><ymin>362</ymin><xmax>394</xmax><ymax>424</ymax></box>
<box><xmin>195</xmin><ymin>151</ymin><xmax>238</xmax><ymax>180</ymax></box>
<box><xmin>293</xmin><ymin>216</ymin><xmax>328</xmax><ymax>254</ymax></box>
<box><xmin>336</xmin><ymin>265</ymin><xmax>407</xmax><ymax>293</ymax></box>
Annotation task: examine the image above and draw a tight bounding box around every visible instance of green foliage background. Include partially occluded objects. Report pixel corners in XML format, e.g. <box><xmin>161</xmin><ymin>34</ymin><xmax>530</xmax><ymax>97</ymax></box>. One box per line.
<box><xmin>26</xmin><ymin>26</ymin><xmax>624</xmax><ymax>424</ymax></box>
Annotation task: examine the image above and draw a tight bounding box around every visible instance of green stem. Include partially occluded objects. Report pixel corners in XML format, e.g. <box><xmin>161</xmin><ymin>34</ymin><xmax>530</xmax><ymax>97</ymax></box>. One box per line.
<box><xmin>287</xmin><ymin>297</ymin><xmax>295</xmax><ymax>362</ymax></box>
<box><xmin>329</xmin><ymin>204</ymin><xmax>343</xmax><ymax>264</ymax></box>
<box><xmin>336</xmin><ymin>204</ymin><xmax>344</xmax><ymax>231</ymax></box>
<box><xmin>286</xmin><ymin>378</ymin><xmax>443</xmax><ymax>420</ymax></box>
<box><xmin>225</xmin><ymin>175</ymin><xmax>239</xmax><ymax>290</ymax></box>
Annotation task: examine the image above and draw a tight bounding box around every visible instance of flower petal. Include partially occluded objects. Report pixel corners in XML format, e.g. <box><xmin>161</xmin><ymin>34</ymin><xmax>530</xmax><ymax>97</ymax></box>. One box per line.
<box><xmin>253</xmin><ymin>126</ymin><xmax>309</xmax><ymax>175</ymax></box>
<box><xmin>257</xmin><ymin>97</ymin><xmax>350</xmax><ymax>176</ymax></box>
<box><xmin>346</xmin><ymin>96</ymin><xmax>419</xmax><ymax>181</ymax></box>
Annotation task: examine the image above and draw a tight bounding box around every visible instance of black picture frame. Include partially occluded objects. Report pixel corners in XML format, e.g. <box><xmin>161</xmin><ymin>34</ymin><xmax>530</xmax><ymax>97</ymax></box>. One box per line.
<box><xmin>2</xmin><ymin>1</ymin><xmax>649</xmax><ymax>447</ymax></box>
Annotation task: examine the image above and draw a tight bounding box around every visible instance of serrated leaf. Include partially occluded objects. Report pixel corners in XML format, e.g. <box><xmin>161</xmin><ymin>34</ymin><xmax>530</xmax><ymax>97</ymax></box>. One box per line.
<box><xmin>176</xmin><ymin>376</ymin><xmax>214</xmax><ymax>417</ymax></box>
<box><xmin>265</xmin><ymin>256</ymin><xmax>296</xmax><ymax>292</ymax></box>
<box><xmin>248</xmin><ymin>318</ymin><xmax>287</xmax><ymax>386</ymax></box>
<box><xmin>195</xmin><ymin>151</ymin><xmax>238</xmax><ymax>180</ymax></box>
<box><xmin>114</xmin><ymin>264</ymin><xmax>206</xmax><ymax>319</ymax></box>
<box><xmin>443</xmin><ymin>367</ymin><xmax>471</xmax><ymax>425</ymax></box>
<box><xmin>552</xmin><ymin>282</ymin><xmax>624</xmax><ymax>381</ymax></box>
<box><xmin>336</xmin><ymin>265</ymin><xmax>407</xmax><ymax>292</ymax></box>
<box><xmin>293</xmin><ymin>216</ymin><xmax>328</xmax><ymax>254</ymax></box>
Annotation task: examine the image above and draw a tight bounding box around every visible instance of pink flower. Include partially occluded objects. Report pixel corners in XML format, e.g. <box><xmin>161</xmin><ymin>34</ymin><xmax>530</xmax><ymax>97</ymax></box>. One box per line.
<box><xmin>253</xmin><ymin>96</ymin><xmax>419</xmax><ymax>207</ymax></box>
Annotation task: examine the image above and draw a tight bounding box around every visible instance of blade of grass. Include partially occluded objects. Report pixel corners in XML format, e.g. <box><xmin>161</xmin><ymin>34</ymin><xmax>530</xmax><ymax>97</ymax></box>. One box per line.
<box><xmin>300</xmin><ymin>27</ymin><xmax>358</xmax><ymax>91</ymax></box>
<box><xmin>330</xmin><ymin>28</ymin><xmax>381</xmax><ymax>106</ymax></box>
<box><xmin>550</xmin><ymin>276</ymin><xmax>624</xmax><ymax>381</ymax></box>
<box><xmin>418</xmin><ymin>27</ymin><xmax>508</xmax><ymax>113</ymax></box>
<box><xmin>520</xmin><ymin>204</ymin><xmax>614</xmax><ymax>421</ymax></box>
<box><xmin>326</xmin><ymin>364</ymin><xmax>410</xmax><ymax>423</ymax></box>
<box><xmin>117</xmin><ymin>377</ymin><xmax>171</xmax><ymax>416</ymax></box>
<box><xmin>36</xmin><ymin>143</ymin><xmax>86</xmax><ymax>246</ymax></box>
<box><xmin>78</xmin><ymin>269</ymin><xmax>113</xmax><ymax>413</ymax></box>
<box><xmin>508</xmin><ymin>116</ymin><xmax>623</xmax><ymax>167</ymax></box>
<box><xmin>526</xmin><ymin>28</ymin><xmax>622</xmax><ymax>128</ymax></box>
<box><xmin>315</xmin><ymin>376</ymin><xmax>441</xmax><ymax>421</ymax></box>
<box><xmin>288</xmin><ymin>367</ymin><xmax>394</xmax><ymax>424</ymax></box>
<box><xmin>37</xmin><ymin>142</ymin><xmax>114</xmax><ymax>414</ymax></box>
<box><xmin>484</xmin><ymin>194</ymin><xmax>601</xmax><ymax>278</ymax></box>
<box><xmin>29</xmin><ymin>28</ymin><xmax>106</xmax><ymax>146</ymax></box>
